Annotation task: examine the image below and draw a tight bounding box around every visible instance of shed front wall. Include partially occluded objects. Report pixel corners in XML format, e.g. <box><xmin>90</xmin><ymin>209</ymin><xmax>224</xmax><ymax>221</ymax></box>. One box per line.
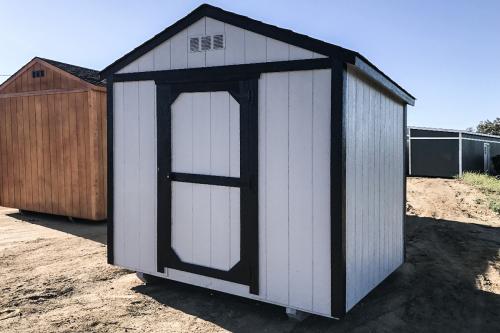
<box><xmin>0</xmin><ymin>90</ymin><xmax>107</xmax><ymax>220</ymax></box>
<box><xmin>344</xmin><ymin>68</ymin><xmax>405</xmax><ymax>311</ymax></box>
<box><xmin>112</xmin><ymin>68</ymin><xmax>332</xmax><ymax>315</ymax></box>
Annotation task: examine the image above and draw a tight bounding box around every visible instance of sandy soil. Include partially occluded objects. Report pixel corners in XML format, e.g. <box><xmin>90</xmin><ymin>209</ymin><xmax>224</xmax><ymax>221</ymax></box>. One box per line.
<box><xmin>0</xmin><ymin>178</ymin><xmax>499</xmax><ymax>332</ymax></box>
<box><xmin>407</xmin><ymin>177</ymin><xmax>500</xmax><ymax>227</ymax></box>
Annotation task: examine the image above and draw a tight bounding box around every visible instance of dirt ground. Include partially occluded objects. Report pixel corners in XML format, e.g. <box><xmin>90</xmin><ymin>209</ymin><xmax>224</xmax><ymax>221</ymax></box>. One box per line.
<box><xmin>0</xmin><ymin>177</ymin><xmax>499</xmax><ymax>332</ymax></box>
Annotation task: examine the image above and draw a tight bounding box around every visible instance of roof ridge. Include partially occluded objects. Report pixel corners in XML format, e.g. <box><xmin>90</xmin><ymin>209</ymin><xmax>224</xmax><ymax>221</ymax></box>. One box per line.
<box><xmin>37</xmin><ymin>57</ymin><xmax>104</xmax><ymax>86</ymax></box>
<box><xmin>37</xmin><ymin>57</ymin><xmax>100</xmax><ymax>73</ymax></box>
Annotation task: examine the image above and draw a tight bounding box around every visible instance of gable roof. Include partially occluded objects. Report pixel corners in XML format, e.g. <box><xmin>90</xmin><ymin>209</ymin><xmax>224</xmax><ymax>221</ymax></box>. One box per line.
<box><xmin>37</xmin><ymin>57</ymin><xmax>104</xmax><ymax>86</ymax></box>
<box><xmin>0</xmin><ymin>57</ymin><xmax>104</xmax><ymax>93</ymax></box>
<box><xmin>100</xmin><ymin>4</ymin><xmax>415</xmax><ymax>105</ymax></box>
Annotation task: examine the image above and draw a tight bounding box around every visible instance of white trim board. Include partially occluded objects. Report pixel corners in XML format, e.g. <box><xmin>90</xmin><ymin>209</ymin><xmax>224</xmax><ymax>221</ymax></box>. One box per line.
<box><xmin>408</xmin><ymin>126</ymin><xmax>500</xmax><ymax>140</ymax></box>
<box><xmin>409</xmin><ymin>137</ymin><xmax>500</xmax><ymax>144</ymax></box>
<box><xmin>409</xmin><ymin>137</ymin><xmax>458</xmax><ymax>140</ymax></box>
<box><xmin>458</xmin><ymin>133</ymin><xmax>463</xmax><ymax>176</ymax></box>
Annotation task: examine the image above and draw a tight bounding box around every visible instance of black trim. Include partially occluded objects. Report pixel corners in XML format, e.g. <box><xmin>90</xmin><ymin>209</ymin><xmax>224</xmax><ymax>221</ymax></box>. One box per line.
<box><xmin>99</xmin><ymin>4</ymin><xmax>415</xmax><ymax>104</ymax></box>
<box><xmin>113</xmin><ymin>58</ymin><xmax>331</xmax><ymax>83</ymax></box>
<box><xmin>169</xmin><ymin>172</ymin><xmax>242</xmax><ymax>187</ymax></box>
<box><xmin>156</xmin><ymin>78</ymin><xmax>259</xmax><ymax>294</ymax></box>
<box><xmin>156</xmin><ymin>83</ymin><xmax>172</xmax><ymax>273</ymax></box>
<box><xmin>106</xmin><ymin>76</ymin><xmax>114</xmax><ymax>264</ymax></box>
<box><xmin>331</xmin><ymin>60</ymin><xmax>347</xmax><ymax>318</ymax></box>
<box><xmin>403</xmin><ymin>105</ymin><xmax>407</xmax><ymax>261</ymax></box>
<box><xmin>242</xmin><ymin>77</ymin><xmax>259</xmax><ymax>294</ymax></box>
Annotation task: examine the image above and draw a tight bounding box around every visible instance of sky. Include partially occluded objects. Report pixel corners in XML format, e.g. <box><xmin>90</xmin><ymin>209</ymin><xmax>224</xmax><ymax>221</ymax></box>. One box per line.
<box><xmin>0</xmin><ymin>0</ymin><xmax>499</xmax><ymax>130</ymax></box>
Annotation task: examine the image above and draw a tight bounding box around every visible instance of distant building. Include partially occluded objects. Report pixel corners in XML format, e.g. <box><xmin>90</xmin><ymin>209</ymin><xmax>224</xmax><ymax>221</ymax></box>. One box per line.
<box><xmin>408</xmin><ymin>127</ymin><xmax>500</xmax><ymax>178</ymax></box>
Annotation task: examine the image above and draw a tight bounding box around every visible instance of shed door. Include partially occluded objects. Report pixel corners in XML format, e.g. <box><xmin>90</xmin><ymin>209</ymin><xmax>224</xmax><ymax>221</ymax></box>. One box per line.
<box><xmin>484</xmin><ymin>143</ymin><xmax>491</xmax><ymax>173</ymax></box>
<box><xmin>156</xmin><ymin>79</ymin><xmax>259</xmax><ymax>294</ymax></box>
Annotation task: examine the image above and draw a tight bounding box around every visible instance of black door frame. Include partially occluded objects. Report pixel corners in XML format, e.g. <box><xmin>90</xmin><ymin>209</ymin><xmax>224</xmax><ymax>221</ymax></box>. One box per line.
<box><xmin>156</xmin><ymin>77</ymin><xmax>260</xmax><ymax>294</ymax></box>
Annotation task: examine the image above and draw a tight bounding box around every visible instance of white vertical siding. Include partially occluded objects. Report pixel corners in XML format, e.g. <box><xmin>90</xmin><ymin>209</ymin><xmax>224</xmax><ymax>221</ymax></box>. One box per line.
<box><xmin>113</xmin><ymin>81</ymin><xmax>157</xmax><ymax>273</ymax></box>
<box><xmin>345</xmin><ymin>68</ymin><xmax>405</xmax><ymax>311</ymax></box>
<box><xmin>311</xmin><ymin>70</ymin><xmax>332</xmax><ymax>313</ymax></box>
<box><xmin>113</xmin><ymin>82</ymin><xmax>125</xmax><ymax>266</ymax></box>
<box><xmin>288</xmin><ymin>71</ymin><xmax>313</xmax><ymax>310</ymax></box>
<box><xmin>205</xmin><ymin>18</ymin><xmax>225</xmax><ymax>67</ymax></box>
<box><xmin>122</xmin><ymin>82</ymin><xmax>140</xmax><ymax>268</ymax></box>
<box><xmin>112</xmin><ymin>68</ymin><xmax>332</xmax><ymax>316</ymax></box>
<box><xmin>171</xmin><ymin>182</ymin><xmax>240</xmax><ymax>271</ymax></box>
<box><xmin>170</xmin><ymin>29</ymin><xmax>188</xmax><ymax>69</ymax></box>
<box><xmin>138</xmin><ymin>81</ymin><xmax>157</xmax><ymax>271</ymax></box>
<box><xmin>171</xmin><ymin>92</ymin><xmax>240</xmax><ymax>177</ymax></box>
<box><xmin>117</xmin><ymin>18</ymin><xmax>326</xmax><ymax>74</ymax></box>
<box><xmin>264</xmin><ymin>71</ymin><xmax>289</xmax><ymax>305</ymax></box>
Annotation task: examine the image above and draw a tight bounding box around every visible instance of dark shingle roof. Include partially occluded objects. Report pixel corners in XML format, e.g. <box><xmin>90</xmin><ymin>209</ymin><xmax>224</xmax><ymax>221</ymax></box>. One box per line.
<box><xmin>38</xmin><ymin>57</ymin><xmax>104</xmax><ymax>86</ymax></box>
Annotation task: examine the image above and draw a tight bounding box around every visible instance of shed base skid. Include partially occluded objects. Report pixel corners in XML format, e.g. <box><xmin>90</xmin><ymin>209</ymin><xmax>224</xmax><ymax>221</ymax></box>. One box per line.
<box><xmin>16</xmin><ymin>210</ymin><xmax>105</xmax><ymax>223</ymax></box>
<box><xmin>136</xmin><ymin>272</ymin><xmax>164</xmax><ymax>285</ymax></box>
<box><xmin>135</xmin><ymin>272</ymin><xmax>318</xmax><ymax>321</ymax></box>
<box><xmin>285</xmin><ymin>308</ymin><xmax>309</xmax><ymax>321</ymax></box>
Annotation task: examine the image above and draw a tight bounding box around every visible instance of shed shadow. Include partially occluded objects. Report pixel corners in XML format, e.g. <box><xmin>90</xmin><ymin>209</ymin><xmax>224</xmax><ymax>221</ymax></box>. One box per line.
<box><xmin>7</xmin><ymin>210</ymin><xmax>107</xmax><ymax>245</ymax></box>
<box><xmin>132</xmin><ymin>215</ymin><xmax>500</xmax><ymax>332</ymax></box>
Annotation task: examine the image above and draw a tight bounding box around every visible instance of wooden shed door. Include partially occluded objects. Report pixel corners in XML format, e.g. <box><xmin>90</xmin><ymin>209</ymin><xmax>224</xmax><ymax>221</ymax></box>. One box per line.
<box><xmin>156</xmin><ymin>79</ymin><xmax>259</xmax><ymax>294</ymax></box>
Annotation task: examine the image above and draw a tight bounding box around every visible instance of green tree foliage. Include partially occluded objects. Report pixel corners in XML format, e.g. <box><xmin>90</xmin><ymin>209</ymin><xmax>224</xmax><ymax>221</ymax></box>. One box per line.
<box><xmin>473</xmin><ymin>117</ymin><xmax>500</xmax><ymax>136</ymax></box>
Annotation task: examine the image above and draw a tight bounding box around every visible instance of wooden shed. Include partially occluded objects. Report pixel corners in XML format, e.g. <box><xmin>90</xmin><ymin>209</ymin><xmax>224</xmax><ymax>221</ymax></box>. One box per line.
<box><xmin>0</xmin><ymin>57</ymin><xmax>107</xmax><ymax>221</ymax></box>
<box><xmin>101</xmin><ymin>4</ymin><xmax>415</xmax><ymax>318</ymax></box>
<box><xmin>408</xmin><ymin>127</ymin><xmax>500</xmax><ymax>178</ymax></box>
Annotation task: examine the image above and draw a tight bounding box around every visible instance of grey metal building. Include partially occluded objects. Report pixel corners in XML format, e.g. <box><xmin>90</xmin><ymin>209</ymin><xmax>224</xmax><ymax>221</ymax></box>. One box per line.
<box><xmin>408</xmin><ymin>127</ymin><xmax>500</xmax><ymax>178</ymax></box>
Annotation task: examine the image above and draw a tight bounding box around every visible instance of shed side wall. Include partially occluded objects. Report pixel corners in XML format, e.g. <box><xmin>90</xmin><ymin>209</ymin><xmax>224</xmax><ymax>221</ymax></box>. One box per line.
<box><xmin>345</xmin><ymin>68</ymin><xmax>405</xmax><ymax>311</ymax></box>
<box><xmin>0</xmin><ymin>91</ymin><xmax>106</xmax><ymax>220</ymax></box>
<box><xmin>88</xmin><ymin>89</ymin><xmax>108</xmax><ymax>220</ymax></box>
<box><xmin>112</xmin><ymin>68</ymin><xmax>332</xmax><ymax>316</ymax></box>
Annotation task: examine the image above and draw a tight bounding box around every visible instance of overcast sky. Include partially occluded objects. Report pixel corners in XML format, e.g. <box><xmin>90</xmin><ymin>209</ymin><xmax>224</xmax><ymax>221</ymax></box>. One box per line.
<box><xmin>1</xmin><ymin>0</ymin><xmax>498</xmax><ymax>129</ymax></box>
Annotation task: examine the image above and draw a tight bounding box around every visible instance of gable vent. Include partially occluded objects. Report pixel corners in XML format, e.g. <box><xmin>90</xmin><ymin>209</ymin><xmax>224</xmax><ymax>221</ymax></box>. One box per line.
<box><xmin>189</xmin><ymin>34</ymin><xmax>225</xmax><ymax>52</ymax></box>
<box><xmin>189</xmin><ymin>37</ymin><xmax>200</xmax><ymax>52</ymax></box>
<box><xmin>32</xmin><ymin>70</ymin><xmax>45</xmax><ymax>78</ymax></box>
<box><xmin>213</xmin><ymin>34</ymin><xmax>224</xmax><ymax>49</ymax></box>
<box><xmin>201</xmin><ymin>36</ymin><xmax>212</xmax><ymax>51</ymax></box>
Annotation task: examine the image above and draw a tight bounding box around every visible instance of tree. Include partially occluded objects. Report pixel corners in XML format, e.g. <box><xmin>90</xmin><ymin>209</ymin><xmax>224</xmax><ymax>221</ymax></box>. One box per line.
<box><xmin>471</xmin><ymin>118</ymin><xmax>500</xmax><ymax>136</ymax></box>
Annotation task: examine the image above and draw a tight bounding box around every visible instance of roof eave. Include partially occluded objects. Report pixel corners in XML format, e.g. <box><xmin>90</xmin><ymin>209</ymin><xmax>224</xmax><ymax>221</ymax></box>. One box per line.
<box><xmin>350</xmin><ymin>56</ymin><xmax>416</xmax><ymax>106</ymax></box>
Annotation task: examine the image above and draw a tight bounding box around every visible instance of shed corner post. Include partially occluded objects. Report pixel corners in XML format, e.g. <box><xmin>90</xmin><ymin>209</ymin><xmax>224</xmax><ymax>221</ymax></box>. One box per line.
<box><xmin>408</xmin><ymin>127</ymin><xmax>412</xmax><ymax>176</ymax></box>
<box><xmin>403</xmin><ymin>105</ymin><xmax>408</xmax><ymax>262</ymax></box>
<box><xmin>458</xmin><ymin>132</ymin><xmax>463</xmax><ymax>177</ymax></box>
<box><xmin>106</xmin><ymin>75</ymin><xmax>114</xmax><ymax>265</ymax></box>
<box><xmin>330</xmin><ymin>58</ymin><xmax>347</xmax><ymax>318</ymax></box>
